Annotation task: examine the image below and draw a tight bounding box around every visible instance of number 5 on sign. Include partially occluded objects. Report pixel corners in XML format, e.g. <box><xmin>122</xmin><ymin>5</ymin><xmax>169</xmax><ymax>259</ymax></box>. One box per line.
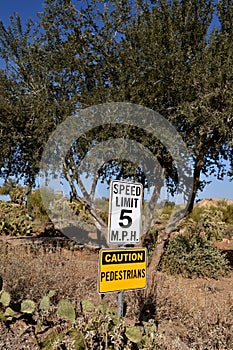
<box><xmin>108</xmin><ymin>180</ymin><xmax>143</xmax><ymax>245</ymax></box>
<box><xmin>119</xmin><ymin>209</ymin><xmax>133</xmax><ymax>228</ymax></box>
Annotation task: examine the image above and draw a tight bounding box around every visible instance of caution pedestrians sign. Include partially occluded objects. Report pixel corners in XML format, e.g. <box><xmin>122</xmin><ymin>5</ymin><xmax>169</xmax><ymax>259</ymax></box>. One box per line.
<box><xmin>99</xmin><ymin>248</ymin><xmax>147</xmax><ymax>293</ymax></box>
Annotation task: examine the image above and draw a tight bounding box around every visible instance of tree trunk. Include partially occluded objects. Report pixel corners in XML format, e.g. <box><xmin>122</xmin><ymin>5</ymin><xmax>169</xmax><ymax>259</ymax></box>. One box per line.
<box><xmin>145</xmin><ymin>230</ymin><xmax>169</xmax><ymax>297</ymax></box>
<box><xmin>186</xmin><ymin>158</ymin><xmax>203</xmax><ymax>214</ymax></box>
<box><xmin>143</xmin><ymin>171</ymin><xmax>164</xmax><ymax>235</ymax></box>
<box><xmin>145</xmin><ymin>158</ymin><xmax>203</xmax><ymax>296</ymax></box>
<box><xmin>62</xmin><ymin>158</ymin><xmax>79</xmax><ymax>200</ymax></box>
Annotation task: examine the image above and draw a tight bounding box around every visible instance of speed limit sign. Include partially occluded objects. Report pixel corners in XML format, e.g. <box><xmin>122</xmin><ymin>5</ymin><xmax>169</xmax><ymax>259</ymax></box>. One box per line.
<box><xmin>108</xmin><ymin>180</ymin><xmax>143</xmax><ymax>244</ymax></box>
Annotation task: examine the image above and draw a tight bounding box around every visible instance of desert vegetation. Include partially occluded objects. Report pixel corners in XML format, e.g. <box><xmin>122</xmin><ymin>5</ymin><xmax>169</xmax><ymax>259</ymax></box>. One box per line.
<box><xmin>0</xmin><ymin>198</ymin><xmax>232</xmax><ymax>349</ymax></box>
<box><xmin>0</xmin><ymin>0</ymin><xmax>233</xmax><ymax>348</ymax></box>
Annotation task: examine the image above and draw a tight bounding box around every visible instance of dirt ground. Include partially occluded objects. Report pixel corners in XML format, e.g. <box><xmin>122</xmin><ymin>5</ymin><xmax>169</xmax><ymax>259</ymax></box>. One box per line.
<box><xmin>0</xmin><ymin>240</ymin><xmax>232</xmax><ymax>349</ymax></box>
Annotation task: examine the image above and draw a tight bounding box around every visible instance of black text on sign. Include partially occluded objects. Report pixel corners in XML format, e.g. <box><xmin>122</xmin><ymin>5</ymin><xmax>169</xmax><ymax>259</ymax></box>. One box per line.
<box><xmin>99</xmin><ymin>248</ymin><xmax>147</xmax><ymax>293</ymax></box>
<box><xmin>108</xmin><ymin>181</ymin><xmax>143</xmax><ymax>244</ymax></box>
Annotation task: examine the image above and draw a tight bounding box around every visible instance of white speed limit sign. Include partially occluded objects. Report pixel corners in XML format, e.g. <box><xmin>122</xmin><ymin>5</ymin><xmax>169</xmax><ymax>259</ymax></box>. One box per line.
<box><xmin>108</xmin><ymin>180</ymin><xmax>143</xmax><ymax>245</ymax></box>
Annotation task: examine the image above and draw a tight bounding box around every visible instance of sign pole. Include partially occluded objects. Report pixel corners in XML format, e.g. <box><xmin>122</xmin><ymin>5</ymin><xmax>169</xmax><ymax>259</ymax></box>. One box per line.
<box><xmin>117</xmin><ymin>290</ymin><xmax>124</xmax><ymax>319</ymax></box>
<box><xmin>98</xmin><ymin>180</ymin><xmax>147</xmax><ymax>322</ymax></box>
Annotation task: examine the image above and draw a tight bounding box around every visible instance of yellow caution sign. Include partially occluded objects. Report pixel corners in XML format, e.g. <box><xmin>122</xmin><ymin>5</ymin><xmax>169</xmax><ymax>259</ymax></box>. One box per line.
<box><xmin>99</xmin><ymin>248</ymin><xmax>147</xmax><ymax>293</ymax></box>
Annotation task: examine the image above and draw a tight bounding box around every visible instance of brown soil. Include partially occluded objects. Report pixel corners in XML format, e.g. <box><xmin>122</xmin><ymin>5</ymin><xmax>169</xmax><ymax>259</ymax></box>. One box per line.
<box><xmin>0</xmin><ymin>240</ymin><xmax>232</xmax><ymax>349</ymax></box>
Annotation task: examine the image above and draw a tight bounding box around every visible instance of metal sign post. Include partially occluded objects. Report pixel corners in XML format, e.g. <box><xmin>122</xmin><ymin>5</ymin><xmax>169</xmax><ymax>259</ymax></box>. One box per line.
<box><xmin>118</xmin><ymin>290</ymin><xmax>125</xmax><ymax>319</ymax></box>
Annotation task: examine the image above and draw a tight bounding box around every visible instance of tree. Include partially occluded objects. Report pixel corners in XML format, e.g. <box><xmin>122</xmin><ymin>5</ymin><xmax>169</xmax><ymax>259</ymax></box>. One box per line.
<box><xmin>0</xmin><ymin>14</ymin><xmax>57</xmax><ymax>185</ymax></box>
<box><xmin>0</xmin><ymin>1</ymin><xmax>96</xmax><ymax>184</ymax></box>
<box><xmin>85</xmin><ymin>0</ymin><xmax>232</xmax><ymax>212</ymax></box>
<box><xmin>0</xmin><ymin>0</ymin><xmax>232</xmax><ymax>273</ymax></box>
<box><xmin>100</xmin><ymin>0</ymin><xmax>232</xmax><ymax>274</ymax></box>
<box><xmin>109</xmin><ymin>0</ymin><xmax>232</xmax><ymax>211</ymax></box>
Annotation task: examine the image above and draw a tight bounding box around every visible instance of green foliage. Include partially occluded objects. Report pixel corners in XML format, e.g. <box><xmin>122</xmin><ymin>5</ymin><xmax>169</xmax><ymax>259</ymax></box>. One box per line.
<box><xmin>0</xmin><ymin>291</ymin><xmax>17</xmax><ymax>321</ymax></box>
<box><xmin>0</xmin><ymin>179</ymin><xmax>15</xmax><ymax>195</ymax></box>
<box><xmin>0</xmin><ymin>180</ymin><xmax>25</xmax><ymax>204</ymax></box>
<box><xmin>21</xmin><ymin>299</ymin><xmax>35</xmax><ymax>314</ymax></box>
<box><xmin>81</xmin><ymin>299</ymin><xmax>95</xmax><ymax>312</ymax></box>
<box><xmin>0</xmin><ymin>202</ymin><xmax>32</xmax><ymax>236</ymax></box>
<box><xmin>0</xmin><ymin>219</ymin><xmax>32</xmax><ymax>236</ymax></box>
<box><xmin>48</xmin><ymin>290</ymin><xmax>55</xmax><ymax>298</ymax></box>
<box><xmin>39</xmin><ymin>296</ymin><xmax>50</xmax><ymax>312</ymax></box>
<box><xmin>67</xmin><ymin>328</ymin><xmax>85</xmax><ymax>350</ymax></box>
<box><xmin>218</xmin><ymin>202</ymin><xmax>233</xmax><ymax>225</ymax></box>
<box><xmin>160</xmin><ymin>201</ymin><xmax>175</xmax><ymax>216</ymax></box>
<box><xmin>39</xmin><ymin>332</ymin><xmax>64</xmax><ymax>350</ymax></box>
<box><xmin>0</xmin><ymin>309</ymin><xmax>6</xmax><ymax>321</ymax></box>
<box><xmin>94</xmin><ymin>197</ymin><xmax>109</xmax><ymax>212</ymax></box>
<box><xmin>0</xmin><ymin>196</ymin><xmax>90</xmax><ymax>238</ymax></box>
<box><xmin>125</xmin><ymin>325</ymin><xmax>143</xmax><ymax>343</ymax></box>
<box><xmin>0</xmin><ymin>288</ymin><xmax>218</xmax><ymax>348</ymax></box>
<box><xmin>77</xmin><ymin>297</ymin><xmax>165</xmax><ymax>349</ymax></box>
<box><xmin>159</xmin><ymin>234</ymin><xmax>230</xmax><ymax>278</ymax></box>
<box><xmin>0</xmin><ymin>290</ymin><xmax>11</xmax><ymax>307</ymax></box>
<box><xmin>94</xmin><ymin>197</ymin><xmax>109</xmax><ymax>223</ymax></box>
<box><xmin>57</xmin><ymin>299</ymin><xmax>76</xmax><ymax>322</ymax></box>
<box><xmin>200</xmin><ymin>209</ymin><xmax>228</xmax><ymax>240</ymax></box>
<box><xmin>4</xmin><ymin>307</ymin><xmax>16</xmax><ymax>318</ymax></box>
<box><xmin>77</xmin><ymin>210</ymin><xmax>95</xmax><ymax>227</ymax></box>
<box><xmin>180</xmin><ymin>201</ymin><xmax>232</xmax><ymax>240</ymax></box>
<box><xmin>0</xmin><ymin>0</ymin><xmax>232</xmax><ymax>226</ymax></box>
<box><xmin>27</xmin><ymin>189</ymin><xmax>49</xmax><ymax>218</ymax></box>
<box><xmin>9</xmin><ymin>185</ymin><xmax>25</xmax><ymax>204</ymax></box>
<box><xmin>189</xmin><ymin>205</ymin><xmax>207</xmax><ymax>222</ymax></box>
<box><xmin>0</xmin><ymin>200</ymin><xmax>56</xmax><ymax>236</ymax></box>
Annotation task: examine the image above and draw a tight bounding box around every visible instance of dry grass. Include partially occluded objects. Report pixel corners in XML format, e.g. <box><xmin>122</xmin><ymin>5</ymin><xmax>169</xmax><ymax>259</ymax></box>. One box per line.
<box><xmin>0</xmin><ymin>242</ymin><xmax>99</xmax><ymax>305</ymax></box>
<box><xmin>121</xmin><ymin>271</ymin><xmax>233</xmax><ymax>349</ymax></box>
<box><xmin>154</xmin><ymin>273</ymin><xmax>233</xmax><ymax>349</ymax></box>
<box><xmin>0</xmin><ymin>241</ymin><xmax>232</xmax><ymax>349</ymax></box>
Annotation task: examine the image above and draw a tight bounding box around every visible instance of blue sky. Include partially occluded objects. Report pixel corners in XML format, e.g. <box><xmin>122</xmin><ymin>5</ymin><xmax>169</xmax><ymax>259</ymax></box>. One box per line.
<box><xmin>1</xmin><ymin>0</ymin><xmax>43</xmax><ymax>25</ymax></box>
<box><xmin>0</xmin><ymin>0</ymin><xmax>232</xmax><ymax>201</ymax></box>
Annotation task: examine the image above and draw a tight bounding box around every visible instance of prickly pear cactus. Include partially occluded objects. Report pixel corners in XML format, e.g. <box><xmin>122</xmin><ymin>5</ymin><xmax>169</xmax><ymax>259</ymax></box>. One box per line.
<box><xmin>0</xmin><ymin>291</ymin><xmax>11</xmax><ymax>307</ymax></box>
<box><xmin>21</xmin><ymin>299</ymin><xmax>35</xmax><ymax>314</ymax></box>
<box><xmin>125</xmin><ymin>326</ymin><xmax>143</xmax><ymax>344</ymax></box>
<box><xmin>39</xmin><ymin>290</ymin><xmax>55</xmax><ymax>312</ymax></box>
<box><xmin>57</xmin><ymin>300</ymin><xmax>76</xmax><ymax>322</ymax></box>
<box><xmin>39</xmin><ymin>296</ymin><xmax>50</xmax><ymax>312</ymax></box>
<box><xmin>81</xmin><ymin>300</ymin><xmax>95</xmax><ymax>312</ymax></box>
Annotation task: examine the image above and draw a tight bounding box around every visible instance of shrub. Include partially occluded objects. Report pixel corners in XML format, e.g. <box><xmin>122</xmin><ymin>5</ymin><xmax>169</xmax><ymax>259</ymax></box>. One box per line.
<box><xmin>159</xmin><ymin>234</ymin><xmax>230</xmax><ymax>278</ymax></box>
<box><xmin>161</xmin><ymin>201</ymin><xmax>175</xmax><ymax>215</ymax></box>
<box><xmin>9</xmin><ymin>185</ymin><xmax>25</xmax><ymax>204</ymax></box>
<box><xmin>221</xmin><ymin>203</ymin><xmax>233</xmax><ymax>225</ymax></box>
<box><xmin>0</xmin><ymin>290</ymin><xmax>164</xmax><ymax>349</ymax></box>
<box><xmin>27</xmin><ymin>189</ymin><xmax>49</xmax><ymax>218</ymax></box>
<box><xmin>0</xmin><ymin>180</ymin><xmax>27</xmax><ymax>204</ymax></box>
<box><xmin>0</xmin><ymin>202</ymin><xmax>33</xmax><ymax>236</ymax></box>
<box><xmin>179</xmin><ymin>207</ymin><xmax>228</xmax><ymax>241</ymax></box>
